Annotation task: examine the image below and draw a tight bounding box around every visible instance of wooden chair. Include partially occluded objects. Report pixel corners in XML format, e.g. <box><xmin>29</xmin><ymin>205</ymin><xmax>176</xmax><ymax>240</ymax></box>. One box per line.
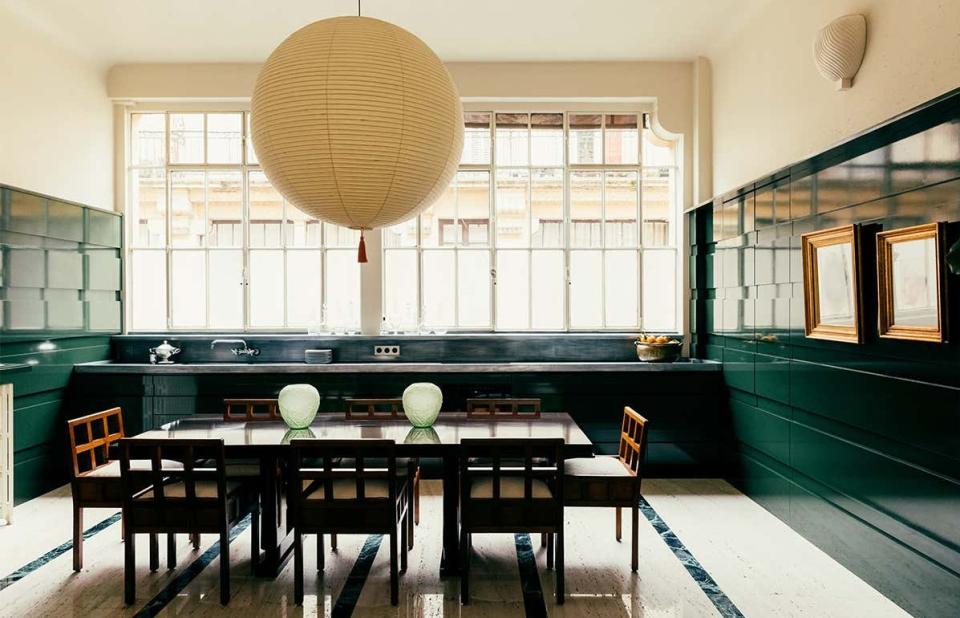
<box><xmin>288</xmin><ymin>439</ymin><xmax>411</xmax><ymax>606</ymax></box>
<box><xmin>342</xmin><ymin>398</ymin><xmax>421</xmax><ymax>529</ymax></box>
<box><xmin>119</xmin><ymin>438</ymin><xmax>259</xmax><ymax>606</ymax></box>
<box><xmin>223</xmin><ymin>399</ymin><xmax>281</xmax><ymax>422</ymax></box>
<box><xmin>67</xmin><ymin>407</ymin><xmax>176</xmax><ymax>572</ymax></box>
<box><xmin>562</xmin><ymin>406</ymin><xmax>649</xmax><ymax>571</ymax></box>
<box><xmin>466</xmin><ymin>398</ymin><xmax>542</xmax><ymax>419</ymax></box>
<box><xmin>459</xmin><ymin>438</ymin><xmax>565</xmax><ymax>605</ymax></box>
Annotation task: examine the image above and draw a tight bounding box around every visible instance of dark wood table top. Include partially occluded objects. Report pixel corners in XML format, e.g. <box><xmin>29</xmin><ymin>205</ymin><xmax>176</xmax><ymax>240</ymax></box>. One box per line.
<box><xmin>134</xmin><ymin>412</ymin><xmax>594</xmax><ymax>457</ymax></box>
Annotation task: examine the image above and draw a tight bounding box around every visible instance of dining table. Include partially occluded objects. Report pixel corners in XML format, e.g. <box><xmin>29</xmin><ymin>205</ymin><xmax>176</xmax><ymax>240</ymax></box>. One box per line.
<box><xmin>132</xmin><ymin>412</ymin><xmax>595</xmax><ymax>577</ymax></box>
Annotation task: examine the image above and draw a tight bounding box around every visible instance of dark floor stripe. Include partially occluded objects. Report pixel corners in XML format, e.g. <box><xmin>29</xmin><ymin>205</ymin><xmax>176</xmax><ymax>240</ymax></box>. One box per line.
<box><xmin>638</xmin><ymin>497</ymin><xmax>746</xmax><ymax>618</ymax></box>
<box><xmin>514</xmin><ymin>533</ymin><xmax>548</xmax><ymax>617</ymax></box>
<box><xmin>331</xmin><ymin>534</ymin><xmax>383</xmax><ymax>617</ymax></box>
<box><xmin>0</xmin><ymin>511</ymin><xmax>122</xmax><ymax>592</ymax></box>
<box><xmin>133</xmin><ymin>515</ymin><xmax>251</xmax><ymax>618</ymax></box>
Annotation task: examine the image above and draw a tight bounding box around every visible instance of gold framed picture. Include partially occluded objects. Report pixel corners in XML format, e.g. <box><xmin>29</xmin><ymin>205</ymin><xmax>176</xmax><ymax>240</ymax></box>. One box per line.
<box><xmin>801</xmin><ymin>224</ymin><xmax>862</xmax><ymax>343</ymax></box>
<box><xmin>876</xmin><ymin>222</ymin><xmax>946</xmax><ymax>342</ymax></box>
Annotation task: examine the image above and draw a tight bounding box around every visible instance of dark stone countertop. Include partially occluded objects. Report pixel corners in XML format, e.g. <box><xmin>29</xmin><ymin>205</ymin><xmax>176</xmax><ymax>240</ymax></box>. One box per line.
<box><xmin>73</xmin><ymin>359</ymin><xmax>720</xmax><ymax>374</ymax></box>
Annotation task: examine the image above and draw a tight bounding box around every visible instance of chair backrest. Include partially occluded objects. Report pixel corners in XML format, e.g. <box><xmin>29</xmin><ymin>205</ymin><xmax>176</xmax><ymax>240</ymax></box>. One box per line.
<box><xmin>618</xmin><ymin>407</ymin><xmax>649</xmax><ymax>476</ymax></box>
<box><xmin>288</xmin><ymin>439</ymin><xmax>398</xmax><ymax>507</ymax></box>
<box><xmin>460</xmin><ymin>438</ymin><xmax>563</xmax><ymax>502</ymax></box>
<box><xmin>465</xmin><ymin>398</ymin><xmax>542</xmax><ymax>419</ymax></box>
<box><xmin>343</xmin><ymin>398</ymin><xmax>403</xmax><ymax>420</ymax></box>
<box><xmin>67</xmin><ymin>407</ymin><xmax>125</xmax><ymax>478</ymax></box>
<box><xmin>223</xmin><ymin>398</ymin><xmax>280</xmax><ymax>422</ymax></box>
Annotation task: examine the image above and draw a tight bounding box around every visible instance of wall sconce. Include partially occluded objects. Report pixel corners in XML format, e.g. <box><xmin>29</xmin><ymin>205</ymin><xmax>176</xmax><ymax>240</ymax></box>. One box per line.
<box><xmin>813</xmin><ymin>14</ymin><xmax>867</xmax><ymax>90</ymax></box>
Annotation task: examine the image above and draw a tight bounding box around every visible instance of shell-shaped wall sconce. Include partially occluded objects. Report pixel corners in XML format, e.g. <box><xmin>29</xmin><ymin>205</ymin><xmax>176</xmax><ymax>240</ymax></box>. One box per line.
<box><xmin>813</xmin><ymin>14</ymin><xmax>867</xmax><ymax>90</ymax></box>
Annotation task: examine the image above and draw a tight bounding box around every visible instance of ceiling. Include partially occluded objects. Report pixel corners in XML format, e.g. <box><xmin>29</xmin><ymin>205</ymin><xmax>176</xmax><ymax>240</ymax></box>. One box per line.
<box><xmin>3</xmin><ymin>0</ymin><xmax>771</xmax><ymax>66</ymax></box>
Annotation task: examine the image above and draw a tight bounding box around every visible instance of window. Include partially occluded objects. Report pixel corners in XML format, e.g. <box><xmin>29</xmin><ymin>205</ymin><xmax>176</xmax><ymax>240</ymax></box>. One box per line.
<box><xmin>127</xmin><ymin>111</ymin><xmax>361</xmax><ymax>331</ymax></box>
<box><xmin>383</xmin><ymin>111</ymin><xmax>680</xmax><ymax>332</ymax></box>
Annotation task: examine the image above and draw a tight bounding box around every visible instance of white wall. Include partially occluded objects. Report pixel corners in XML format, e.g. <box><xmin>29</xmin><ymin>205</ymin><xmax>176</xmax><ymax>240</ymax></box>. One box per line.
<box><xmin>0</xmin><ymin>6</ymin><xmax>113</xmax><ymax>209</ymax></box>
<box><xmin>710</xmin><ymin>0</ymin><xmax>960</xmax><ymax>195</ymax></box>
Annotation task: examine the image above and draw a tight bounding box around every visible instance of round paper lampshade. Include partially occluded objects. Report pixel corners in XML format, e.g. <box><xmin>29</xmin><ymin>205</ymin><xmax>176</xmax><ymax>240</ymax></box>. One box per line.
<box><xmin>251</xmin><ymin>16</ymin><xmax>464</xmax><ymax>260</ymax></box>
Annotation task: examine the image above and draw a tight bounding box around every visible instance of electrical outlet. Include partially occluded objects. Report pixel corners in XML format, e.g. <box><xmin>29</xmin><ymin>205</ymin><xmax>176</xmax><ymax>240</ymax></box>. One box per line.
<box><xmin>373</xmin><ymin>345</ymin><xmax>401</xmax><ymax>360</ymax></box>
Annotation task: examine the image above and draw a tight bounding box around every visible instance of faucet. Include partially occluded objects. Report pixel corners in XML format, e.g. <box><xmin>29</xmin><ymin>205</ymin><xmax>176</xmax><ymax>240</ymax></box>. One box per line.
<box><xmin>210</xmin><ymin>339</ymin><xmax>260</xmax><ymax>358</ymax></box>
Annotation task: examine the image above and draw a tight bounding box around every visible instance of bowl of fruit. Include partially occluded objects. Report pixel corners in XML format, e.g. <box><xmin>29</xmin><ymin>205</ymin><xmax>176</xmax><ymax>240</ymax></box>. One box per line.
<box><xmin>634</xmin><ymin>334</ymin><xmax>682</xmax><ymax>362</ymax></box>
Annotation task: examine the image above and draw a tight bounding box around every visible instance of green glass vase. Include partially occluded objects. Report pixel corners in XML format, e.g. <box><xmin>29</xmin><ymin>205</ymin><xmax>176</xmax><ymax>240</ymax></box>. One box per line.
<box><xmin>401</xmin><ymin>382</ymin><xmax>442</xmax><ymax>428</ymax></box>
<box><xmin>278</xmin><ymin>384</ymin><xmax>320</xmax><ymax>429</ymax></box>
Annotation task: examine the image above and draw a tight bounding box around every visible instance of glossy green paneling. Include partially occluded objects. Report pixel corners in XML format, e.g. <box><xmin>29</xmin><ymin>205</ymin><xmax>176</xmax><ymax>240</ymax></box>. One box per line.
<box><xmin>1</xmin><ymin>185</ymin><xmax>120</xmax><ymax>503</ymax></box>
<box><xmin>689</xmin><ymin>100</ymin><xmax>960</xmax><ymax>616</ymax></box>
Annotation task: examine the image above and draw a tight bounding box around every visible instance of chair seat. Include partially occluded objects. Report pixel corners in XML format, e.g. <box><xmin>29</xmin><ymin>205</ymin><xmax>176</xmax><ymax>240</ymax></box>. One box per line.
<box><xmin>137</xmin><ymin>480</ymin><xmax>242</xmax><ymax>500</ymax></box>
<box><xmin>331</xmin><ymin>457</ymin><xmax>417</xmax><ymax>469</ymax></box>
<box><xmin>469</xmin><ymin>477</ymin><xmax>552</xmax><ymax>499</ymax></box>
<box><xmin>302</xmin><ymin>479</ymin><xmax>397</xmax><ymax>500</ymax></box>
<box><xmin>83</xmin><ymin>459</ymin><xmax>183</xmax><ymax>478</ymax></box>
<box><xmin>564</xmin><ymin>456</ymin><xmax>633</xmax><ymax>477</ymax></box>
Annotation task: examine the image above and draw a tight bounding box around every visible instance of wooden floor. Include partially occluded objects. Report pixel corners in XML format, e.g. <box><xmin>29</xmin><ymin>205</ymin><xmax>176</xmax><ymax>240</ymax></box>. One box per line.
<box><xmin>0</xmin><ymin>479</ymin><xmax>908</xmax><ymax>617</ymax></box>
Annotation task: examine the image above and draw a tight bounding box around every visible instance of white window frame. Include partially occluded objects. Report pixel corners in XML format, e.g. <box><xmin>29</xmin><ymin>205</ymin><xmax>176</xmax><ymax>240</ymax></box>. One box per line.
<box><xmin>124</xmin><ymin>108</ymin><xmax>361</xmax><ymax>332</ymax></box>
<box><xmin>382</xmin><ymin>107</ymin><xmax>682</xmax><ymax>333</ymax></box>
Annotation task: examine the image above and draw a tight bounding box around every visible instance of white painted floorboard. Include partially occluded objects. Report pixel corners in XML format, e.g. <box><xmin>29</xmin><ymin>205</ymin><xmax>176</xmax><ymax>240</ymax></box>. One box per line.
<box><xmin>0</xmin><ymin>479</ymin><xmax>908</xmax><ymax>617</ymax></box>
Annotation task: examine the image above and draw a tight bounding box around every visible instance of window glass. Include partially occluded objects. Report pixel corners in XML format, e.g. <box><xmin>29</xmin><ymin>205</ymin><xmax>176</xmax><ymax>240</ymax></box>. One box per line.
<box><xmin>604</xmin><ymin>171</ymin><xmax>638</xmax><ymax>247</ymax></box>
<box><xmin>169</xmin><ymin>171</ymin><xmax>205</xmax><ymax>247</ymax></box>
<box><xmin>495</xmin><ymin>169</ymin><xmax>529</xmax><ymax>247</ymax></box>
<box><xmin>461</xmin><ymin>112</ymin><xmax>491</xmax><ymax>164</ymax></box>
<box><xmin>286</xmin><ymin>251</ymin><xmax>322</xmax><ymax>327</ymax></box>
<box><xmin>643</xmin><ymin>249</ymin><xmax>677</xmax><ymax>331</ymax></box>
<box><xmin>131</xmin><ymin>169</ymin><xmax>166</xmax><ymax>248</ymax></box>
<box><xmin>642</xmin><ymin>128</ymin><xmax>677</xmax><ymax>166</ymax></box>
<box><xmin>384</xmin><ymin>249</ymin><xmax>419</xmax><ymax>329</ymax></box>
<box><xmin>495</xmin><ymin>250</ymin><xmax>529</xmax><ymax>329</ymax></box>
<box><xmin>170</xmin><ymin>251</ymin><xmax>206</xmax><ymax>327</ymax></box>
<box><xmin>249</xmin><ymin>250</ymin><xmax>285</xmax><ymax>327</ymax></box>
<box><xmin>570</xmin><ymin>171</ymin><xmax>602</xmax><ymax>248</ymax></box>
<box><xmin>457</xmin><ymin>171</ymin><xmax>490</xmax><ymax>246</ymax></box>
<box><xmin>324</xmin><ymin>250</ymin><xmax>360</xmax><ymax>330</ymax></box>
<box><xmin>247</xmin><ymin>171</ymin><xmax>283</xmax><ymax>248</ymax></box>
<box><xmin>642</xmin><ymin>167</ymin><xmax>676</xmax><ymax>247</ymax></box>
<box><xmin>531</xmin><ymin>169</ymin><xmax>563</xmax><ymax>248</ymax></box>
<box><xmin>246</xmin><ymin>113</ymin><xmax>259</xmax><ymax>164</ymax></box>
<box><xmin>531</xmin><ymin>250</ymin><xmax>564</xmax><ymax>329</ymax></box>
<box><xmin>422</xmin><ymin>250</ymin><xmax>456</xmax><ymax>329</ymax></box>
<box><xmin>604</xmin><ymin>250</ymin><xmax>638</xmax><ymax>327</ymax></box>
<box><xmin>458</xmin><ymin>250</ymin><xmax>491</xmax><ymax>328</ymax></box>
<box><xmin>169</xmin><ymin>113</ymin><xmax>204</xmax><ymax>164</ymax></box>
<box><xmin>569</xmin><ymin>114</ymin><xmax>602</xmax><ymax>164</ymax></box>
<box><xmin>531</xmin><ymin>113</ymin><xmax>563</xmax><ymax>166</ymax></box>
<box><xmin>208</xmin><ymin>250</ymin><xmax>243</xmax><ymax>328</ymax></box>
<box><xmin>495</xmin><ymin>113</ymin><xmax>528</xmax><ymax>167</ymax></box>
<box><xmin>207</xmin><ymin>113</ymin><xmax>242</xmax><ymax>164</ymax></box>
<box><xmin>130</xmin><ymin>251</ymin><xmax>166</xmax><ymax>329</ymax></box>
<box><xmin>569</xmin><ymin>250</ymin><xmax>603</xmax><ymax>328</ymax></box>
<box><xmin>604</xmin><ymin>114</ymin><xmax>639</xmax><ymax>164</ymax></box>
<box><xmin>207</xmin><ymin>171</ymin><xmax>243</xmax><ymax>248</ymax></box>
<box><xmin>132</xmin><ymin>113</ymin><xmax>165</xmax><ymax>166</ymax></box>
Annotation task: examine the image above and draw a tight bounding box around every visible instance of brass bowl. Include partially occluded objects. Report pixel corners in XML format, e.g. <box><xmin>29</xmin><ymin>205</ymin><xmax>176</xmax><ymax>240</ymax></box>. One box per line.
<box><xmin>634</xmin><ymin>340</ymin><xmax>682</xmax><ymax>363</ymax></box>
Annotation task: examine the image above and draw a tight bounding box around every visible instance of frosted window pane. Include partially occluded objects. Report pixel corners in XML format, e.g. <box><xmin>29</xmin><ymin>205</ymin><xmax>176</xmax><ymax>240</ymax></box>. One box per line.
<box><xmin>208</xmin><ymin>250</ymin><xmax>243</xmax><ymax>328</ymax></box>
<box><xmin>384</xmin><ymin>249</ymin><xmax>419</xmax><ymax>329</ymax></box>
<box><xmin>249</xmin><ymin>250</ymin><xmax>284</xmax><ymax>327</ymax></box>
<box><xmin>458</xmin><ymin>250</ymin><xmax>491</xmax><ymax>328</ymax></box>
<box><xmin>170</xmin><ymin>251</ymin><xmax>206</xmax><ymax>327</ymax></box>
<box><xmin>422</xmin><ymin>250</ymin><xmax>455</xmax><ymax>328</ymax></box>
<box><xmin>643</xmin><ymin>250</ymin><xmax>677</xmax><ymax>331</ymax></box>
<box><xmin>495</xmin><ymin>250</ymin><xmax>529</xmax><ymax>329</ymax></box>
<box><xmin>569</xmin><ymin>250</ymin><xmax>602</xmax><ymax>328</ymax></box>
<box><xmin>131</xmin><ymin>251</ymin><xmax>166</xmax><ymax>330</ymax></box>
<box><xmin>169</xmin><ymin>113</ymin><xmax>204</xmax><ymax>164</ymax></box>
<box><xmin>325</xmin><ymin>250</ymin><xmax>360</xmax><ymax>329</ymax></box>
<box><xmin>531</xmin><ymin>250</ymin><xmax>564</xmax><ymax>329</ymax></box>
<box><xmin>604</xmin><ymin>250</ymin><xmax>638</xmax><ymax>328</ymax></box>
<box><xmin>206</xmin><ymin>113</ymin><xmax>242</xmax><ymax>164</ymax></box>
<box><xmin>286</xmin><ymin>251</ymin><xmax>322</xmax><ymax>328</ymax></box>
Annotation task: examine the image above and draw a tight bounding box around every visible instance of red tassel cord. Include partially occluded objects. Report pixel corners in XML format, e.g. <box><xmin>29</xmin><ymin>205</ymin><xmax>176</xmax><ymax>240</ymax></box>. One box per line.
<box><xmin>357</xmin><ymin>230</ymin><xmax>368</xmax><ymax>263</ymax></box>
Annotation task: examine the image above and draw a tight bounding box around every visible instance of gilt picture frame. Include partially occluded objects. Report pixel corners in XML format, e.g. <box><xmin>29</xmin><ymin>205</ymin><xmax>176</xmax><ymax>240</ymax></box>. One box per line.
<box><xmin>876</xmin><ymin>222</ymin><xmax>946</xmax><ymax>342</ymax></box>
<box><xmin>801</xmin><ymin>224</ymin><xmax>862</xmax><ymax>343</ymax></box>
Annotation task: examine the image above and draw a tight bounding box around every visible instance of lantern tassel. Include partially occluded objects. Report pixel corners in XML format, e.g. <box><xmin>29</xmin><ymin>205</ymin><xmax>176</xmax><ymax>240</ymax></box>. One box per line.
<box><xmin>357</xmin><ymin>230</ymin><xmax>368</xmax><ymax>263</ymax></box>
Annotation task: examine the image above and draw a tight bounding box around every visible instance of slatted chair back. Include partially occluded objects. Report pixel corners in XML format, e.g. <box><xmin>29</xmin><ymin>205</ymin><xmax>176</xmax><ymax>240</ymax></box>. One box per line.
<box><xmin>460</xmin><ymin>438</ymin><xmax>563</xmax><ymax>504</ymax></box>
<box><xmin>343</xmin><ymin>398</ymin><xmax>404</xmax><ymax>420</ymax></box>
<box><xmin>289</xmin><ymin>439</ymin><xmax>398</xmax><ymax>505</ymax></box>
<box><xmin>465</xmin><ymin>398</ymin><xmax>542</xmax><ymax>419</ymax></box>
<box><xmin>119</xmin><ymin>438</ymin><xmax>227</xmax><ymax>531</ymax></box>
<box><xmin>618</xmin><ymin>407</ymin><xmax>649</xmax><ymax>476</ymax></box>
<box><xmin>67</xmin><ymin>407</ymin><xmax>125</xmax><ymax>477</ymax></box>
<box><xmin>223</xmin><ymin>399</ymin><xmax>280</xmax><ymax>422</ymax></box>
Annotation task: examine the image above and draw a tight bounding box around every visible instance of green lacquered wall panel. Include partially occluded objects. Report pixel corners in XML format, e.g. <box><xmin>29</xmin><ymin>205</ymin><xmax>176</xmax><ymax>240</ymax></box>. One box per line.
<box><xmin>1</xmin><ymin>184</ymin><xmax>121</xmax><ymax>503</ymax></box>
<box><xmin>688</xmin><ymin>94</ymin><xmax>960</xmax><ymax>616</ymax></box>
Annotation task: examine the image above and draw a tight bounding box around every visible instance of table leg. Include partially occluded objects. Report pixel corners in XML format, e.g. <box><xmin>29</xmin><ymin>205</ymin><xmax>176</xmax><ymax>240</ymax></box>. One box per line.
<box><xmin>255</xmin><ymin>454</ymin><xmax>294</xmax><ymax>577</ymax></box>
<box><xmin>439</xmin><ymin>452</ymin><xmax>460</xmax><ymax>577</ymax></box>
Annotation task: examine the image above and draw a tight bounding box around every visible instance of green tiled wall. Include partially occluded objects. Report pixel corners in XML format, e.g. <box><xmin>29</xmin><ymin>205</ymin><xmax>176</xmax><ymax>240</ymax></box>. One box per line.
<box><xmin>0</xmin><ymin>185</ymin><xmax>121</xmax><ymax>503</ymax></box>
<box><xmin>689</xmin><ymin>94</ymin><xmax>960</xmax><ymax>618</ymax></box>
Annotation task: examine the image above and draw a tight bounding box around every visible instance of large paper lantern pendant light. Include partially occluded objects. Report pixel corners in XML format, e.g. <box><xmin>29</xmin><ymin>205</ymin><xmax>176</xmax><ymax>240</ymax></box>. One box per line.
<box><xmin>251</xmin><ymin>15</ymin><xmax>464</xmax><ymax>262</ymax></box>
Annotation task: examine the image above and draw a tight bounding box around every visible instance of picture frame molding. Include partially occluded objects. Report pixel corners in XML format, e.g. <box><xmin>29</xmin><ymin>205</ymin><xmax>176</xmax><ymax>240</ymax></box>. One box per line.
<box><xmin>801</xmin><ymin>224</ymin><xmax>863</xmax><ymax>344</ymax></box>
<box><xmin>876</xmin><ymin>222</ymin><xmax>947</xmax><ymax>343</ymax></box>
